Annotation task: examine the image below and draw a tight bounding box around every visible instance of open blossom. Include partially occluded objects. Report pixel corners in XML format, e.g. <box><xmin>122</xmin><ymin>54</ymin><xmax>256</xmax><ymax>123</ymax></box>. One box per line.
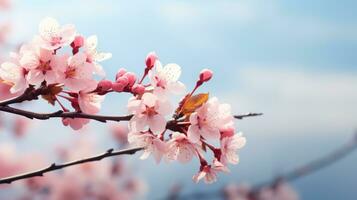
<box><xmin>0</xmin><ymin>81</ymin><xmax>22</xmax><ymax>101</ymax></box>
<box><xmin>193</xmin><ymin>159</ymin><xmax>229</xmax><ymax>184</ymax></box>
<box><xmin>188</xmin><ymin>97</ymin><xmax>234</xmax><ymax>143</ymax></box>
<box><xmin>149</xmin><ymin>61</ymin><xmax>185</xmax><ymax>97</ymax></box>
<box><xmin>166</xmin><ymin>132</ymin><xmax>198</xmax><ymax>163</ymax></box>
<box><xmin>128</xmin><ymin>93</ymin><xmax>172</xmax><ymax>135</ymax></box>
<box><xmin>83</xmin><ymin>35</ymin><xmax>112</xmax><ymax>76</ymax></box>
<box><xmin>36</xmin><ymin>17</ymin><xmax>76</xmax><ymax>50</ymax></box>
<box><xmin>0</xmin><ymin>61</ymin><xmax>27</xmax><ymax>94</ymax></box>
<box><xmin>57</xmin><ymin>52</ymin><xmax>97</xmax><ymax>92</ymax></box>
<box><xmin>220</xmin><ymin>132</ymin><xmax>246</xmax><ymax>165</ymax></box>
<box><xmin>128</xmin><ymin>131</ymin><xmax>167</xmax><ymax>163</ymax></box>
<box><xmin>78</xmin><ymin>91</ymin><xmax>104</xmax><ymax>114</ymax></box>
<box><xmin>20</xmin><ymin>46</ymin><xmax>61</xmax><ymax>85</ymax></box>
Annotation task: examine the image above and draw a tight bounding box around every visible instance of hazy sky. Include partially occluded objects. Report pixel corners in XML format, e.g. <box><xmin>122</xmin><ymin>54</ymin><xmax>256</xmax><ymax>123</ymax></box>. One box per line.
<box><xmin>1</xmin><ymin>1</ymin><xmax>357</xmax><ymax>199</ymax></box>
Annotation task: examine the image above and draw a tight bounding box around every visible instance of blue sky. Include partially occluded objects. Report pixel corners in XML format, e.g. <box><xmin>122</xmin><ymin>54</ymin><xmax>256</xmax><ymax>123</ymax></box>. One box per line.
<box><xmin>1</xmin><ymin>0</ymin><xmax>357</xmax><ymax>199</ymax></box>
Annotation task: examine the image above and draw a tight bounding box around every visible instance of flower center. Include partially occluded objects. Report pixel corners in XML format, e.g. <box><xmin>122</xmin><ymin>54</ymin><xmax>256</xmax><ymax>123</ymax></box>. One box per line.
<box><xmin>51</xmin><ymin>36</ymin><xmax>62</xmax><ymax>46</ymax></box>
<box><xmin>143</xmin><ymin>106</ymin><xmax>158</xmax><ymax>117</ymax></box>
<box><xmin>65</xmin><ymin>67</ymin><xmax>76</xmax><ymax>78</ymax></box>
<box><xmin>154</xmin><ymin>76</ymin><xmax>166</xmax><ymax>89</ymax></box>
<box><xmin>38</xmin><ymin>60</ymin><xmax>52</xmax><ymax>73</ymax></box>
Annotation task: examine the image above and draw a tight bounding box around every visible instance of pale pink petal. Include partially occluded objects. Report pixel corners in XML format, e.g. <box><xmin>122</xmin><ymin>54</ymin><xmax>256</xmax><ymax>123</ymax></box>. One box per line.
<box><xmin>187</xmin><ymin>125</ymin><xmax>201</xmax><ymax>143</ymax></box>
<box><xmin>27</xmin><ymin>70</ymin><xmax>45</xmax><ymax>85</ymax></box>
<box><xmin>142</xmin><ymin>93</ymin><xmax>157</xmax><ymax>107</ymax></box>
<box><xmin>148</xmin><ymin>115</ymin><xmax>166</xmax><ymax>134</ymax></box>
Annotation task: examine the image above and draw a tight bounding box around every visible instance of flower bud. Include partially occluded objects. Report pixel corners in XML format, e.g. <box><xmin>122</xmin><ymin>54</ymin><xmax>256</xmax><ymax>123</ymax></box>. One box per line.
<box><xmin>115</xmin><ymin>68</ymin><xmax>127</xmax><ymax>81</ymax></box>
<box><xmin>145</xmin><ymin>51</ymin><xmax>158</xmax><ymax>70</ymax></box>
<box><xmin>71</xmin><ymin>35</ymin><xmax>84</xmax><ymax>48</ymax></box>
<box><xmin>199</xmin><ymin>69</ymin><xmax>213</xmax><ymax>83</ymax></box>
<box><xmin>131</xmin><ymin>84</ymin><xmax>145</xmax><ymax>95</ymax></box>
<box><xmin>124</xmin><ymin>72</ymin><xmax>137</xmax><ymax>87</ymax></box>
<box><xmin>113</xmin><ymin>77</ymin><xmax>128</xmax><ymax>92</ymax></box>
<box><xmin>97</xmin><ymin>79</ymin><xmax>112</xmax><ymax>93</ymax></box>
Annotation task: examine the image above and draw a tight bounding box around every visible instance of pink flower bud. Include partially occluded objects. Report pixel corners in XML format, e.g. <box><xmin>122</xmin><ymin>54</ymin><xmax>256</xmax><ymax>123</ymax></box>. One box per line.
<box><xmin>145</xmin><ymin>51</ymin><xmax>158</xmax><ymax>70</ymax></box>
<box><xmin>115</xmin><ymin>68</ymin><xmax>127</xmax><ymax>81</ymax></box>
<box><xmin>124</xmin><ymin>72</ymin><xmax>137</xmax><ymax>87</ymax></box>
<box><xmin>131</xmin><ymin>84</ymin><xmax>145</xmax><ymax>95</ymax></box>
<box><xmin>97</xmin><ymin>79</ymin><xmax>112</xmax><ymax>92</ymax></box>
<box><xmin>220</xmin><ymin>127</ymin><xmax>235</xmax><ymax>139</ymax></box>
<box><xmin>71</xmin><ymin>35</ymin><xmax>84</xmax><ymax>48</ymax></box>
<box><xmin>199</xmin><ymin>69</ymin><xmax>213</xmax><ymax>83</ymax></box>
<box><xmin>112</xmin><ymin>77</ymin><xmax>128</xmax><ymax>92</ymax></box>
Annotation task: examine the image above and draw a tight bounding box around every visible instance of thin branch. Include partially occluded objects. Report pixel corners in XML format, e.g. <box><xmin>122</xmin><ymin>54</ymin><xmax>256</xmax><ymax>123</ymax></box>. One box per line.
<box><xmin>0</xmin><ymin>147</ymin><xmax>144</xmax><ymax>184</ymax></box>
<box><xmin>234</xmin><ymin>113</ymin><xmax>263</xmax><ymax>119</ymax></box>
<box><xmin>171</xmin><ymin>133</ymin><xmax>357</xmax><ymax>200</ymax></box>
<box><xmin>0</xmin><ymin>105</ymin><xmax>262</xmax><ymax>124</ymax></box>
<box><xmin>0</xmin><ymin>106</ymin><xmax>133</xmax><ymax>123</ymax></box>
<box><xmin>0</xmin><ymin>87</ymin><xmax>45</xmax><ymax>106</ymax></box>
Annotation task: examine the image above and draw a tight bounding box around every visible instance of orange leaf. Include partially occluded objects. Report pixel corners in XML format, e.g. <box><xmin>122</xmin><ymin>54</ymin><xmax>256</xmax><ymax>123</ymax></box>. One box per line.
<box><xmin>180</xmin><ymin>93</ymin><xmax>209</xmax><ymax>117</ymax></box>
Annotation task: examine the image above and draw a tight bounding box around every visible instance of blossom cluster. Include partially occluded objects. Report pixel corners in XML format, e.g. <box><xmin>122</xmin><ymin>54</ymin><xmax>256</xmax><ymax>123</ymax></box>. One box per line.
<box><xmin>126</xmin><ymin>54</ymin><xmax>246</xmax><ymax>183</ymax></box>
<box><xmin>0</xmin><ymin>17</ymin><xmax>246</xmax><ymax>184</ymax></box>
<box><xmin>0</xmin><ymin>17</ymin><xmax>111</xmax><ymax>129</ymax></box>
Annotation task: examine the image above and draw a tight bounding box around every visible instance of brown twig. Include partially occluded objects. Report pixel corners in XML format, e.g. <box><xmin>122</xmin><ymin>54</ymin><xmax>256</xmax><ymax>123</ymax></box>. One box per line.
<box><xmin>0</xmin><ymin>147</ymin><xmax>144</xmax><ymax>184</ymax></box>
<box><xmin>0</xmin><ymin>105</ymin><xmax>261</xmax><ymax>124</ymax></box>
<box><xmin>0</xmin><ymin>106</ymin><xmax>133</xmax><ymax>123</ymax></box>
<box><xmin>234</xmin><ymin>113</ymin><xmax>263</xmax><ymax>119</ymax></box>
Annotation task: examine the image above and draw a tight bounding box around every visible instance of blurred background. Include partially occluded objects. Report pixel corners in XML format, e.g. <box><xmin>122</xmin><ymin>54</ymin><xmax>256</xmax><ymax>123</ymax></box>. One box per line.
<box><xmin>0</xmin><ymin>0</ymin><xmax>357</xmax><ymax>199</ymax></box>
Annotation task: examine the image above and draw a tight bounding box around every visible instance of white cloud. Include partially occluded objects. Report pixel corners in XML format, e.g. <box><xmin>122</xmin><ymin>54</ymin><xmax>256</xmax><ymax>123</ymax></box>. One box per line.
<box><xmin>225</xmin><ymin>66</ymin><xmax>357</xmax><ymax>136</ymax></box>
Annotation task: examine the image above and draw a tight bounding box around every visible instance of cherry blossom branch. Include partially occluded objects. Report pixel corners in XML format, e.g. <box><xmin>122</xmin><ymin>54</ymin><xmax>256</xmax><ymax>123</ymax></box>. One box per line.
<box><xmin>168</xmin><ymin>133</ymin><xmax>357</xmax><ymax>200</ymax></box>
<box><xmin>0</xmin><ymin>87</ymin><xmax>45</xmax><ymax>107</ymax></box>
<box><xmin>0</xmin><ymin>147</ymin><xmax>144</xmax><ymax>184</ymax></box>
<box><xmin>0</xmin><ymin>105</ymin><xmax>133</xmax><ymax>123</ymax></box>
<box><xmin>0</xmin><ymin>105</ymin><xmax>262</xmax><ymax>123</ymax></box>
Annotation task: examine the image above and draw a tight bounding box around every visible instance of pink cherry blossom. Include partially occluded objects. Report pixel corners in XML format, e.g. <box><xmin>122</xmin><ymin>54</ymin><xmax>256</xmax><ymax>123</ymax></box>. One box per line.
<box><xmin>57</xmin><ymin>52</ymin><xmax>97</xmax><ymax>92</ymax></box>
<box><xmin>149</xmin><ymin>61</ymin><xmax>186</xmax><ymax>97</ymax></box>
<box><xmin>0</xmin><ymin>61</ymin><xmax>27</xmax><ymax>94</ymax></box>
<box><xmin>258</xmin><ymin>183</ymin><xmax>299</xmax><ymax>200</ymax></box>
<box><xmin>62</xmin><ymin>118</ymin><xmax>90</xmax><ymax>130</ymax></box>
<box><xmin>37</xmin><ymin>17</ymin><xmax>76</xmax><ymax>50</ymax></box>
<box><xmin>128</xmin><ymin>131</ymin><xmax>167</xmax><ymax>163</ymax></box>
<box><xmin>166</xmin><ymin>132</ymin><xmax>198</xmax><ymax>163</ymax></box>
<box><xmin>187</xmin><ymin>97</ymin><xmax>234</xmax><ymax>143</ymax></box>
<box><xmin>78</xmin><ymin>91</ymin><xmax>104</xmax><ymax>114</ymax></box>
<box><xmin>0</xmin><ymin>81</ymin><xmax>22</xmax><ymax>101</ymax></box>
<box><xmin>193</xmin><ymin>159</ymin><xmax>229</xmax><ymax>184</ymax></box>
<box><xmin>220</xmin><ymin>132</ymin><xmax>246</xmax><ymax>165</ymax></box>
<box><xmin>128</xmin><ymin>93</ymin><xmax>172</xmax><ymax>135</ymax></box>
<box><xmin>83</xmin><ymin>35</ymin><xmax>112</xmax><ymax>76</ymax></box>
<box><xmin>110</xmin><ymin>123</ymin><xmax>129</xmax><ymax>145</ymax></box>
<box><xmin>20</xmin><ymin>46</ymin><xmax>61</xmax><ymax>85</ymax></box>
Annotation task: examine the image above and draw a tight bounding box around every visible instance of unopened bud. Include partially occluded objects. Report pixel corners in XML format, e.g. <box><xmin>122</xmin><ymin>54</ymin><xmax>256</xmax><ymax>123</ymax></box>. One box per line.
<box><xmin>125</xmin><ymin>72</ymin><xmax>137</xmax><ymax>87</ymax></box>
<box><xmin>199</xmin><ymin>69</ymin><xmax>213</xmax><ymax>83</ymax></box>
<box><xmin>145</xmin><ymin>51</ymin><xmax>158</xmax><ymax>70</ymax></box>
<box><xmin>97</xmin><ymin>79</ymin><xmax>112</xmax><ymax>93</ymax></box>
<box><xmin>131</xmin><ymin>84</ymin><xmax>145</xmax><ymax>95</ymax></box>
<box><xmin>71</xmin><ymin>35</ymin><xmax>84</xmax><ymax>48</ymax></box>
<box><xmin>115</xmin><ymin>68</ymin><xmax>127</xmax><ymax>81</ymax></box>
<box><xmin>113</xmin><ymin>77</ymin><xmax>128</xmax><ymax>92</ymax></box>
